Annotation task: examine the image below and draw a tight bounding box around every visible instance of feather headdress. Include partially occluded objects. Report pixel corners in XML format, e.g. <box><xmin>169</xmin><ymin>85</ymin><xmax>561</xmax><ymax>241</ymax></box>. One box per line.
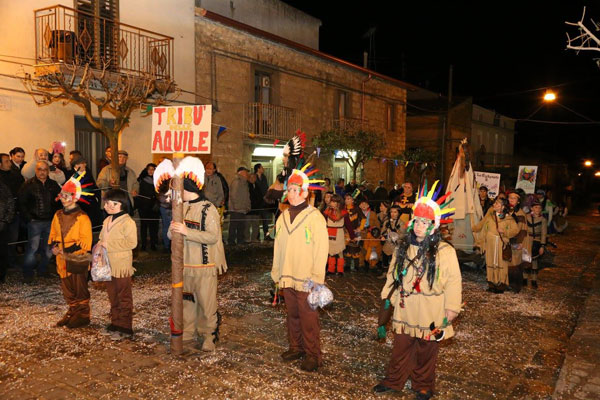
<box><xmin>153</xmin><ymin>156</ymin><xmax>205</xmax><ymax>193</ymax></box>
<box><xmin>407</xmin><ymin>180</ymin><xmax>455</xmax><ymax>234</ymax></box>
<box><xmin>58</xmin><ymin>171</ymin><xmax>94</xmax><ymax>204</ymax></box>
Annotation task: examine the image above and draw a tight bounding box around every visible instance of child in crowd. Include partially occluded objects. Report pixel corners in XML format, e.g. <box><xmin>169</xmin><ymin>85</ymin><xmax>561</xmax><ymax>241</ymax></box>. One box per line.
<box><xmin>379</xmin><ymin>205</ymin><xmax>405</xmax><ymax>278</ymax></box>
<box><xmin>378</xmin><ymin>201</ymin><xmax>390</xmax><ymax>227</ymax></box>
<box><xmin>524</xmin><ymin>200</ymin><xmax>547</xmax><ymax>289</ymax></box>
<box><xmin>323</xmin><ymin>194</ymin><xmax>355</xmax><ymax>275</ymax></box>
<box><xmin>358</xmin><ymin>197</ymin><xmax>380</xmax><ymax>271</ymax></box>
<box><xmin>48</xmin><ymin>174</ymin><xmax>93</xmax><ymax>328</ymax></box>
<box><xmin>99</xmin><ymin>189</ymin><xmax>138</xmax><ymax>340</ymax></box>
<box><xmin>343</xmin><ymin>193</ymin><xmax>363</xmax><ymax>271</ymax></box>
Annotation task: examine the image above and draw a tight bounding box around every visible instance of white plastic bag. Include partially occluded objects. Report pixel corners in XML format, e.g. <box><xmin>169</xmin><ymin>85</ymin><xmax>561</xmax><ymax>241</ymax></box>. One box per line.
<box><xmin>91</xmin><ymin>243</ymin><xmax>112</xmax><ymax>281</ymax></box>
<box><xmin>304</xmin><ymin>279</ymin><xmax>334</xmax><ymax>310</ymax></box>
<box><xmin>521</xmin><ymin>248</ymin><xmax>532</xmax><ymax>263</ymax></box>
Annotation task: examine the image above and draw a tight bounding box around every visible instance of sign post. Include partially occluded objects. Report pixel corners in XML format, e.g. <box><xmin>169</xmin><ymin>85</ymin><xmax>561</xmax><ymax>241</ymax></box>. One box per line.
<box><xmin>151</xmin><ymin>105</ymin><xmax>212</xmax><ymax>355</ymax></box>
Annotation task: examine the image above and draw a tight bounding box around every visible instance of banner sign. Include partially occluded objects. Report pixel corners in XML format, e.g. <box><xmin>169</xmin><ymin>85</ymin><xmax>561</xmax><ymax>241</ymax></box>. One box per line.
<box><xmin>474</xmin><ymin>171</ymin><xmax>501</xmax><ymax>199</ymax></box>
<box><xmin>515</xmin><ymin>165</ymin><xmax>538</xmax><ymax>194</ymax></box>
<box><xmin>151</xmin><ymin>105</ymin><xmax>212</xmax><ymax>154</ymax></box>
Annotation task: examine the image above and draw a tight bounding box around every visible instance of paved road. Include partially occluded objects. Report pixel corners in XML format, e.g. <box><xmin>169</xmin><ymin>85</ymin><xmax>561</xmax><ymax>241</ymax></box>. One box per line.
<box><xmin>0</xmin><ymin>212</ymin><xmax>599</xmax><ymax>399</ymax></box>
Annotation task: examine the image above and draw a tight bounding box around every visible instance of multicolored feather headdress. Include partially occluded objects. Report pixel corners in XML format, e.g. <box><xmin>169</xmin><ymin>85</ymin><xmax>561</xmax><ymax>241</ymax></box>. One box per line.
<box><xmin>407</xmin><ymin>180</ymin><xmax>455</xmax><ymax>235</ymax></box>
<box><xmin>58</xmin><ymin>171</ymin><xmax>94</xmax><ymax>204</ymax></box>
<box><xmin>286</xmin><ymin>163</ymin><xmax>326</xmax><ymax>193</ymax></box>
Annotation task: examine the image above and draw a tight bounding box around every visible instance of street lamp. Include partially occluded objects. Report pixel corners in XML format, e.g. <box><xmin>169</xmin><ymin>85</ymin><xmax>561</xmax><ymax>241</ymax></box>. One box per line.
<box><xmin>543</xmin><ymin>91</ymin><xmax>556</xmax><ymax>102</ymax></box>
<box><xmin>595</xmin><ymin>171</ymin><xmax>600</xmax><ymax>177</ymax></box>
<box><xmin>584</xmin><ymin>160</ymin><xmax>593</xmax><ymax>167</ymax></box>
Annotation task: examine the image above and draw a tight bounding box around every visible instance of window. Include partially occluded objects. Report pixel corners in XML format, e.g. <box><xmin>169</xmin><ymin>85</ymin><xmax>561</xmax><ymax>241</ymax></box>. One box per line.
<box><xmin>74</xmin><ymin>0</ymin><xmax>119</xmax><ymax>69</ymax></box>
<box><xmin>254</xmin><ymin>71</ymin><xmax>271</xmax><ymax>104</ymax></box>
<box><xmin>493</xmin><ymin>113</ymin><xmax>500</xmax><ymax>127</ymax></box>
<box><xmin>336</xmin><ymin>91</ymin><xmax>350</xmax><ymax>118</ymax></box>
<box><xmin>386</xmin><ymin>103</ymin><xmax>396</xmax><ymax>131</ymax></box>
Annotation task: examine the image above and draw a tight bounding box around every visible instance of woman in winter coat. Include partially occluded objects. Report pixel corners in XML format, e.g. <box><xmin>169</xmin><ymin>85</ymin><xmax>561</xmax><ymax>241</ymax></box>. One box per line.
<box><xmin>135</xmin><ymin>164</ymin><xmax>159</xmax><ymax>251</ymax></box>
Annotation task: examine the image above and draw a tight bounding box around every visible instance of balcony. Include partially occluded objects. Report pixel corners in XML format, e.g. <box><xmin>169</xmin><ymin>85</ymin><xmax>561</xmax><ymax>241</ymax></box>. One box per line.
<box><xmin>34</xmin><ymin>5</ymin><xmax>173</xmax><ymax>79</ymax></box>
<box><xmin>330</xmin><ymin>117</ymin><xmax>369</xmax><ymax>132</ymax></box>
<box><xmin>243</xmin><ymin>103</ymin><xmax>301</xmax><ymax>141</ymax></box>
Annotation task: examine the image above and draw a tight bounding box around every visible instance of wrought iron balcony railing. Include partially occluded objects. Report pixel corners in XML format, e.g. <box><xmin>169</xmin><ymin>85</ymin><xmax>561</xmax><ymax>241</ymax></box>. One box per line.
<box><xmin>243</xmin><ymin>103</ymin><xmax>301</xmax><ymax>140</ymax></box>
<box><xmin>34</xmin><ymin>5</ymin><xmax>173</xmax><ymax>79</ymax></box>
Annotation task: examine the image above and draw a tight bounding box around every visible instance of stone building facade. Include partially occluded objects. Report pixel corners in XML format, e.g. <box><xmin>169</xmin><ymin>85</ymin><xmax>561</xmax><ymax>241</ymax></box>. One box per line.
<box><xmin>192</xmin><ymin>6</ymin><xmax>412</xmax><ymax>186</ymax></box>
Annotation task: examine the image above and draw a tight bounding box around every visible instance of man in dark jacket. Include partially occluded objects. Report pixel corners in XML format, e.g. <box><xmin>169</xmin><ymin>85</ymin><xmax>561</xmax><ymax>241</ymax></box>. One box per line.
<box><xmin>254</xmin><ymin>163</ymin><xmax>272</xmax><ymax>240</ymax></box>
<box><xmin>0</xmin><ymin>153</ymin><xmax>24</xmax><ymax>269</ymax></box>
<box><xmin>373</xmin><ymin>180</ymin><xmax>388</xmax><ymax>210</ymax></box>
<box><xmin>18</xmin><ymin>161</ymin><xmax>61</xmax><ymax>282</ymax></box>
<box><xmin>0</xmin><ymin>180</ymin><xmax>15</xmax><ymax>283</ymax></box>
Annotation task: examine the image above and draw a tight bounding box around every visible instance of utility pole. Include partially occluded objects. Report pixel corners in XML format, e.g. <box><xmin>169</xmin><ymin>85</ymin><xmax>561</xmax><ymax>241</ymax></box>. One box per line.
<box><xmin>441</xmin><ymin>65</ymin><xmax>453</xmax><ymax>184</ymax></box>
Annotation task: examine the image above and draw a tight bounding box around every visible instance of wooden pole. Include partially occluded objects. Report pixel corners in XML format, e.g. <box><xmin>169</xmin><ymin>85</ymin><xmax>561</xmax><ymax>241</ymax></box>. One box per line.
<box><xmin>170</xmin><ymin>154</ymin><xmax>184</xmax><ymax>355</ymax></box>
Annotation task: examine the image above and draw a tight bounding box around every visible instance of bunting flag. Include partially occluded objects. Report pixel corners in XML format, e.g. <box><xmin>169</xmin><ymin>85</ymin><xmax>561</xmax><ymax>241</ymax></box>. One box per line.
<box><xmin>316</xmin><ymin>147</ymin><xmax>321</xmax><ymax>157</ymax></box>
<box><xmin>394</xmin><ymin>160</ymin><xmax>398</xmax><ymax>166</ymax></box>
<box><xmin>217</xmin><ymin>125</ymin><xmax>227</xmax><ymax>137</ymax></box>
<box><xmin>381</xmin><ymin>158</ymin><xmax>386</xmax><ymax>163</ymax></box>
<box><xmin>274</xmin><ymin>139</ymin><xmax>280</xmax><ymax>146</ymax></box>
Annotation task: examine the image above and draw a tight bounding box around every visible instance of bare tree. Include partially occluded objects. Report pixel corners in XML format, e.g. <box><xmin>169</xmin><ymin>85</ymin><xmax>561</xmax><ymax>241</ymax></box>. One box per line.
<box><xmin>566</xmin><ymin>6</ymin><xmax>600</xmax><ymax>67</ymax></box>
<box><xmin>20</xmin><ymin>58</ymin><xmax>179</xmax><ymax>185</ymax></box>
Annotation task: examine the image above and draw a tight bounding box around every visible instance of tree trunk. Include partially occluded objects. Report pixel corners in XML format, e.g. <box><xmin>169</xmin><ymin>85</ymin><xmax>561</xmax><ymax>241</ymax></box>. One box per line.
<box><xmin>108</xmin><ymin>134</ymin><xmax>120</xmax><ymax>189</ymax></box>
<box><xmin>170</xmin><ymin>156</ymin><xmax>184</xmax><ymax>355</ymax></box>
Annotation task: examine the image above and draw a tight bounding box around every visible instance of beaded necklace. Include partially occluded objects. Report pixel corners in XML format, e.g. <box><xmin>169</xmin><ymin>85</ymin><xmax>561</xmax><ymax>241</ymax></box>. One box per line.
<box><xmin>393</xmin><ymin>245</ymin><xmax>427</xmax><ymax>308</ymax></box>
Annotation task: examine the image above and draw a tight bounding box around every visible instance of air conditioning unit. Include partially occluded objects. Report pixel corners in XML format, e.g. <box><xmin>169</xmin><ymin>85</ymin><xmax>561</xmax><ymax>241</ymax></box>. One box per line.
<box><xmin>261</xmin><ymin>76</ymin><xmax>271</xmax><ymax>88</ymax></box>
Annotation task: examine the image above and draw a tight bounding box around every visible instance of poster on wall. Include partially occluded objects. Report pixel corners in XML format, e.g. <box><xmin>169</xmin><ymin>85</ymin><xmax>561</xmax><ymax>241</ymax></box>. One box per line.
<box><xmin>474</xmin><ymin>171</ymin><xmax>501</xmax><ymax>198</ymax></box>
<box><xmin>151</xmin><ymin>105</ymin><xmax>212</xmax><ymax>154</ymax></box>
<box><xmin>515</xmin><ymin>165</ymin><xmax>538</xmax><ymax>194</ymax></box>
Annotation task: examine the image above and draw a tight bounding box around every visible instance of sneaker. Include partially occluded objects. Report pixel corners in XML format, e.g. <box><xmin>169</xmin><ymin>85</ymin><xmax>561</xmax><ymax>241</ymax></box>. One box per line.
<box><xmin>110</xmin><ymin>331</ymin><xmax>125</xmax><ymax>341</ymax></box>
<box><xmin>373</xmin><ymin>384</ymin><xmax>396</xmax><ymax>395</ymax></box>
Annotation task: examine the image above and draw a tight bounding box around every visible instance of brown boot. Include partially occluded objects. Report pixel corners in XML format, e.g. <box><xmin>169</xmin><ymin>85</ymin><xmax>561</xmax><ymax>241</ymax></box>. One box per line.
<box><xmin>56</xmin><ymin>313</ymin><xmax>71</xmax><ymax>327</ymax></box>
<box><xmin>67</xmin><ymin>316</ymin><xmax>90</xmax><ymax>329</ymax></box>
<box><xmin>281</xmin><ymin>349</ymin><xmax>305</xmax><ymax>361</ymax></box>
<box><xmin>300</xmin><ymin>355</ymin><xmax>319</xmax><ymax>372</ymax></box>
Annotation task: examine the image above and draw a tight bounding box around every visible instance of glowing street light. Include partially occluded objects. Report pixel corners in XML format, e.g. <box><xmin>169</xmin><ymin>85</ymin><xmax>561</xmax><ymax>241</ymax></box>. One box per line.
<box><xmin>595</xmin><ymin>171</ymin><xmax>600</xmax><ymax>177</ymax></box>
<box><xmin>543</xmin><ymin>91</ymin><xmax>556</xmax><ymax>102</ymax></box>
<box><xmin>584</xmin><ymin>160</ymin><xmax>593</xmax><ymax>167</ymax></box>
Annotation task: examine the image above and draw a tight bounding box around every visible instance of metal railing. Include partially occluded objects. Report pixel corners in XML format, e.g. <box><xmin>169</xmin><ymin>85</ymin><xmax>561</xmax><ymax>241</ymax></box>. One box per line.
<box><xmin>243</xmin><ymin>103</ymin><xmax>301</xmax><ymax>140</ymax></box>
<box><xmin>330</xmin><ymin>117</ymin><xmax>369</xmax><ymax>132</ymax></box>
<box><xmin>34</xmin><ymin>5</ymin><xmax>174</xmax><ymax>79</ymax></box>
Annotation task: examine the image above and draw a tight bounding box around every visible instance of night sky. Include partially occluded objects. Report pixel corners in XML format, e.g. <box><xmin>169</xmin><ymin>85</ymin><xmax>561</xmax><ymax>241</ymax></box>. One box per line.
<box><xmin>282</xmin><ymin>1</ymin><xmax>600</xmax><ymax>168</ymax></box>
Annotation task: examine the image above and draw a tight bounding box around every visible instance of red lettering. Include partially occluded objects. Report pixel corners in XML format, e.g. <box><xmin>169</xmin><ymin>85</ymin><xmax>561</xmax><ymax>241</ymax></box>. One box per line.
<box><xmin>164</xmin><ymin>131</ymin><xmax>172</xmax><ymax>152</ymax></box>
<box><xmin>177</xmin><ymin>107</ymin><xmax>183</xmax><ymax>125</ymax></box>
<box><xmin>152</xmin><ymin>131</ymin><xmax>162</xmax><ymax>152</ymax></box>
<box><xmin>193</xmin><ymin>106</ymin><xmax>203</xmax><ymax>125</ymax></box>
<box><xmin>188</xmin><ymin>131</ymin><xmax>197</xmax><ymax>152</ymax></box>
<box><xmin>197</xmin><ymin>131</ymin><xmax>209</xmax><ymax>152</ymax></box>
<box><xmin>173</xmin><ymin>131</ymin><xmax>183</xmax><ymax>151</ymax></box>
<box><xmin>154</xmin><ymin>108</ymin><xmax>166</xmax><ymax>124</ymax></box>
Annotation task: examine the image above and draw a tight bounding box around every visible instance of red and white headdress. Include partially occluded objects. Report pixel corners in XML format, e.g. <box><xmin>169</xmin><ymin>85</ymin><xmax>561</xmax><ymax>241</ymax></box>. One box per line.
<box><xmin>408</xmin><ymin>180</ymin><xmax>455</xmax><ymax>235</ymax></box>
<box><xmin>286</xmin><ymin>163</ymin><xmax>326</xmax><ymax>193</ymax></box>
<box><xmin>58</xmin><ymin>171</ymin><xmax>94</xmax><ymax>204</ymax></box>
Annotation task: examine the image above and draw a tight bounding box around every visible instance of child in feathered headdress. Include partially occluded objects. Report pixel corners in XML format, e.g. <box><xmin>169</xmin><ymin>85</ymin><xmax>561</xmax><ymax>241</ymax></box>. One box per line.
<box><xmin>374</xmin><ymin>180</ymin><xmax>462</xmax><ymax>399</ymax></box>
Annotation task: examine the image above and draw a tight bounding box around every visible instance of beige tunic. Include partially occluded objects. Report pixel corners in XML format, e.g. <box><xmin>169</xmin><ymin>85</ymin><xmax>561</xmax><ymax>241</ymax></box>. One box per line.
<box><xmin>472</xmin><ymin>212</ymin><xmax>519</xmax><ymax>285</ymax></box>
<box><xmin>508</xmin><ymin>209</ymin><xmax>529</xmax><ymax>267</ymax></box>
<box><xmin>99</xmin><ymin>214</ymin><xmax>137</xmax><ymax>278</ymax></box>
<box><xmin>381</xmin><ymin>242</ymin><xmax>462</xmax><ymax>340</ymax></box>
<box><xmin>271</xmin><ymin>205</ymin><xmax>328</xmax><ymax>291</ymax></box>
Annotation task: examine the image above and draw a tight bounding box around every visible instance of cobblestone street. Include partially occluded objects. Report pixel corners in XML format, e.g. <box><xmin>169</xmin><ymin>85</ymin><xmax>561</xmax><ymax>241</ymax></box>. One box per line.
<box><xmin>0</xmin><ymin>212</ymin><xmax>599</xmax><ymax>399</ymax></box>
